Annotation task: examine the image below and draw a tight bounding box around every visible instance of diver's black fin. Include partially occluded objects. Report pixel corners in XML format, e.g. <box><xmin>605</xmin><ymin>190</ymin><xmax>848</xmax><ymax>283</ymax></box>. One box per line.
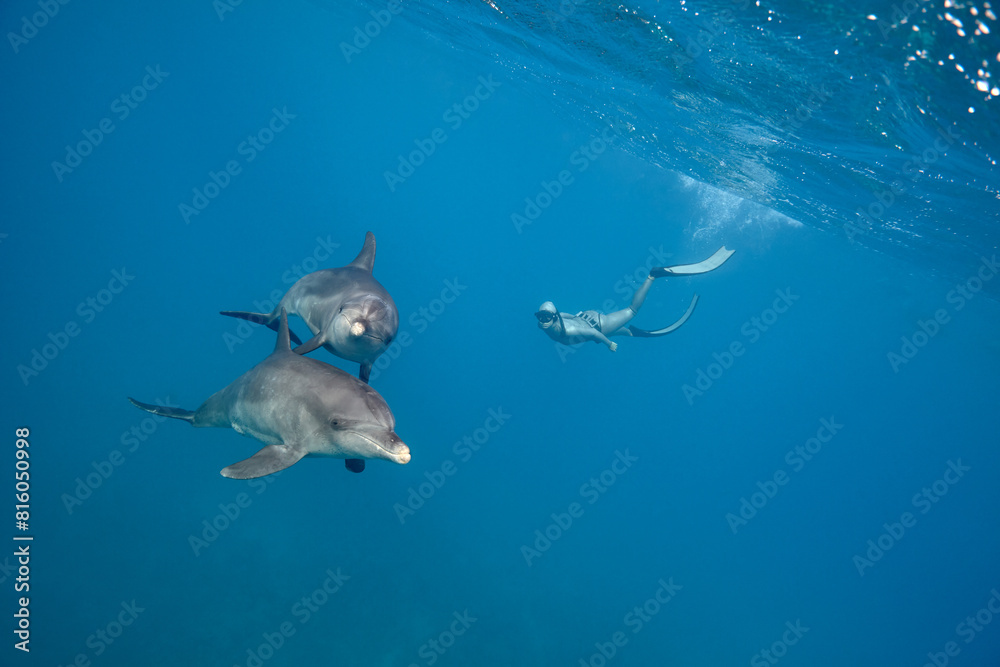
<box><xmin>628</xmin><ymin>294</ymin><xmax>699</xmax><ymax>337</ymax></box>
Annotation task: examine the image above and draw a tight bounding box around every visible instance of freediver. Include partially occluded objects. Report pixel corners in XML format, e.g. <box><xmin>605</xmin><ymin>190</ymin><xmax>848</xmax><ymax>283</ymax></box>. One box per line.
<box><xmin>534</xmin><ymin>246</ymin><xmax>735</xmax><ymax>351</ymax></box>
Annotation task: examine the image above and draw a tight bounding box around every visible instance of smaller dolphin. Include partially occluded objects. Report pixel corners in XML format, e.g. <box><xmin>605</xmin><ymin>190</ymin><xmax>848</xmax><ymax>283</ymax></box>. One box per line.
<box><xmin>221</xmin><ymin>231</ymin><xmax>398</xmax><ymax>383</ymax></box>
<box><xmin>128</xmin><ymin>309</ymin><xmax>410</xmax><ymax>478</ymax></box>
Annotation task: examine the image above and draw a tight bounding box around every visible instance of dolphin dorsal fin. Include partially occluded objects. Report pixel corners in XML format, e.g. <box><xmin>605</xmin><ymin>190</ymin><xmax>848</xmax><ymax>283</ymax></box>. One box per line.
<box><xmin>349</xmin><ymin>232</ymin><xmax>377</xmax><ymax>273</ymax></box>
<box><xmin>274</xmin><ymin>308</ymin><xmax>291</xmax><ymax>353</ymax></box>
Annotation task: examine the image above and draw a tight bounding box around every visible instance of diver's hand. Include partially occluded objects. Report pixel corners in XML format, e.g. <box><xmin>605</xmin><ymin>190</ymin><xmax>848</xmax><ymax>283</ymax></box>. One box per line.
<box><xmin>608</xmin><ymin>342</ymin><xmax>618</xmax><ymax>352</ymax></box>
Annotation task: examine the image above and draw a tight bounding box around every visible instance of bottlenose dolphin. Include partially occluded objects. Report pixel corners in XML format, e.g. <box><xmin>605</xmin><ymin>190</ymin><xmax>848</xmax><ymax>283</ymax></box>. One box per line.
<box><xmin>221</xmin><ymin>232</ymin><xmax>398</xmax><ymax>383</ymax></box>
<box><xmin>128</xmin><ymin>309</ymin><xmax>410</xmax><ymax>478</ymax></box>
<box><xmin>535</xmin><ymin>246</ymin><xmax>735</xmax><ymax>351</ymax></box>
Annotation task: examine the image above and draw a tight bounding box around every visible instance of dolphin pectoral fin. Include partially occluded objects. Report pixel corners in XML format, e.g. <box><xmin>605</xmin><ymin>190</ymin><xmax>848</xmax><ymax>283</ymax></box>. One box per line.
<box><xmin>220</xmin><ymin>444</ymin><xmax>307</xmax><ymax>479</ymax></box>
<box><xmin>221</xmin><ymin>310</ymin><xmax>303</xmax><ymax>345</ymax></box>
<box><xmin>293</xmin><ymin>333</ymin><xmax>325</xmax><ymax>356</ymax></box>
<box><xmin>628</xmin><ymin>294</ymin><xmax>699</xmax><ymax>337</ymax></box>
<box><xmin>128</xmin><ymin>397</ymin><xmax>195</xmax><ymax>423</ymax></box>
<box><xmin>650</xmin><ymin>246</ymin><xmax>735</xmax><ymax>277</ymax></box>
<box><xmin>359</xmin><ymin>362</ymin><xmax>372</xmax><ymax>384</ymax></box>
<box><xmin>345</xmin><ymin>459</ymin><xmax>366</xmax><ymax>473</ymax></box>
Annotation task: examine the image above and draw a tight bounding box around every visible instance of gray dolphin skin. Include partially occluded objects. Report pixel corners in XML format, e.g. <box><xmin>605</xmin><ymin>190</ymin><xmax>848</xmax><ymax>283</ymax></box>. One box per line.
<box><xmin>128</xmin><ymin>309</ymin><xmax>410</xmax><ymax>478</ymax></box>
<box><xmin>220</xmin><ymin>231</ymin><xmax>398</xmax><ymax>383</ymax></box>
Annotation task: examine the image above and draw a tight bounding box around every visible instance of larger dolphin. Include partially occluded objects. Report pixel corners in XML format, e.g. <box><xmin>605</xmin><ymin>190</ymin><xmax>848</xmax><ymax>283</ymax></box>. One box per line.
<box><xmin>128</xmin><ymin>309</ymin><xmax>410</xmax><ymax>478</ymax></box>
<box><xmin>221</xmin><ymin>231</ymin><xmax>398</xmax><ymax>383</ymax></box>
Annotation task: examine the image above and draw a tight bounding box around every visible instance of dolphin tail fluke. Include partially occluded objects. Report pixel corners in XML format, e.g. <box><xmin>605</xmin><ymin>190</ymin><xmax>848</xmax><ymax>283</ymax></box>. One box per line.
<box><xmin>221</xmin><ymin>444</ymin><xmax>307</xmax><ymax>479</ymax></box>
<box><xmin>628</xmin><ymin>294</ymin><xmax>699</xmax><ymax>337</ymax></box>
<box><xmin>128</xmin><ymin>397</ymin><xmax>195</xmax><ymax>423</ymax></box>
<box><xmin>650</xmin><ymin>246</ymin><xmax>735</xmax><ymax>277</ymax></box>
<box><xmin>220</xmin><ymin>310</ymin><xmax>303</xmax><ymax>345</ymax></box>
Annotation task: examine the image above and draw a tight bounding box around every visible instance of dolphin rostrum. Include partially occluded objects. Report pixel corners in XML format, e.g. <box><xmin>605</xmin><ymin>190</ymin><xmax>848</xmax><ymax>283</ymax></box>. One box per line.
<box><xmin>128</xmin><ymin>309</ymin><xmax>410</xmax><ymax>478</ymax></box>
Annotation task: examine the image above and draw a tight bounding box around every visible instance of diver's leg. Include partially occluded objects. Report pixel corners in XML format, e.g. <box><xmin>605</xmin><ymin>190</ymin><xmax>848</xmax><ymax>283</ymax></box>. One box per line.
<box><xmin>630</xmin><ymin>275</ymin><xmax>655</xmax><ymax>312</ymax></box>
<box><xmin>601</xmin><ymin>273</ymin><xmax>655</xmax><ymax>333</ymax></box>
<box><xmin>601</xmin><ymin>305</ymin><xmax>639</xmax><ymax>334</ymax></box>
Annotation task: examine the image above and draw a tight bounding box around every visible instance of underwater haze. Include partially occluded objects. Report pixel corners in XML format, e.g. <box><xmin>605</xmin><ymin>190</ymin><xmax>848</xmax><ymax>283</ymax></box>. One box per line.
<box><xmin>2</xmin><ymin>0</ymin><xmax>1000</xmax><ymax>665</ymax></box>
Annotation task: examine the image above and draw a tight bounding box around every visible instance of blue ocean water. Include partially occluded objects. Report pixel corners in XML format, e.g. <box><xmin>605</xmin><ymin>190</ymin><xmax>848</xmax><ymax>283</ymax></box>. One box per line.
<box><xmin>2</xmin><ymin>0</ymin><xmax>999</xmax><ymax>665</ymax></box>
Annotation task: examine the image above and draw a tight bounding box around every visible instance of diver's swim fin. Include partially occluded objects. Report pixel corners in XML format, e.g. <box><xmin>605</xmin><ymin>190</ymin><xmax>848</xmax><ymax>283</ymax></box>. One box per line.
<box><xmin>650</xmin><ymin>246</ymin><xmax>735</xmax><ymax>277</ymax></box>
<box><xmin>628</xmin><ymin>294</ymin><xmax>699</xmax><ymax>337</ymax></box>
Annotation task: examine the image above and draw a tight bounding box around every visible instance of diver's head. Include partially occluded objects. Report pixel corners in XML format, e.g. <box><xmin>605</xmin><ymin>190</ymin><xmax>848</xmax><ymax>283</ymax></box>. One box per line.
<box><xmin>534</xmin><ymin>301</ymin><xmax>560</xmax><ymax>331</ymax></box>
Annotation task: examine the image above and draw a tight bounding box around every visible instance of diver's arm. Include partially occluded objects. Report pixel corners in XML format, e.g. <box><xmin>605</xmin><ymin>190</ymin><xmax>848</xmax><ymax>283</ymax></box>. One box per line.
<box><xmin>589</xmin><ymin>327</ymin><xmax>617</xmax><ymax>351</ymax></box>
<box><xmin>563</xmin><ymin>314</ymin><xmax>617</xmax><ymax>351</ymax></box>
